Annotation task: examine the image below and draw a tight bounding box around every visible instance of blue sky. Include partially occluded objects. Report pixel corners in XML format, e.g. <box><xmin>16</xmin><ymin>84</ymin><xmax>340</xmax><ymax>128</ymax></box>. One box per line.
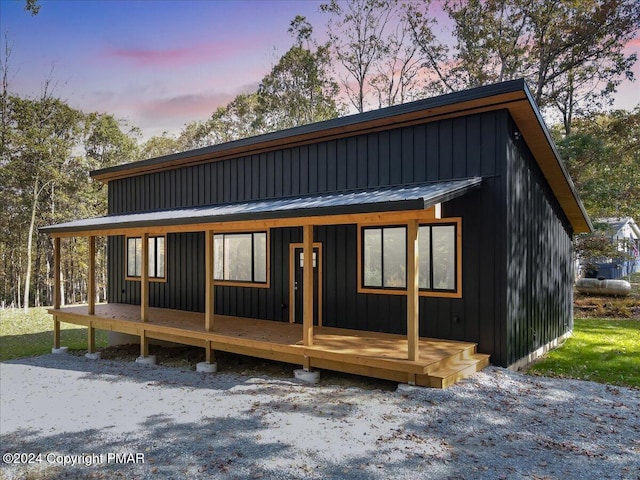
<box><xmin>2</xmin><ymin>0</ymin><xmax>327</xmax><ymax>137</ymax></box>
<box><xmin>1</xmin><ymin>0</ymin><xmax>638</xmax><ymax>140</ymax></box>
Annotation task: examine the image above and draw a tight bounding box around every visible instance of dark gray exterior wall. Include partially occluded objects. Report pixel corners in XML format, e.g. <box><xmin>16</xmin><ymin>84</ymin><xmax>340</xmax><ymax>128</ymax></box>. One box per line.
<box><xmin>106</xmin><ymin>108</ymin><xmax>573</xmax><ymax>367</ymax></box>
<box><xmin>504</xmin><ymin>117</ymin><xmax>574</xmax><ymax>366</ymax></box>
<box><xmin>107</xmin><ymin>112</ymin><xmax>504</xmax><ymax>215</ymax></box>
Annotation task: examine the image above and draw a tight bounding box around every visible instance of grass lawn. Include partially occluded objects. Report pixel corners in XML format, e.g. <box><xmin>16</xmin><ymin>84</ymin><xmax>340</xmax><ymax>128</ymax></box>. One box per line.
<box><xmin>526</xmin><ymin>317</ymin><xmax>640</xmax><ymax>389</ymax></box>
<box><xmin>527</xmin><ymin>272</ymin><xmax>640</xmax><ymax>389</ymax></box>
<box><xmin>0</xmin><ymin>307</ymin><xmax>107</xmax><ymax>362</ymax></box>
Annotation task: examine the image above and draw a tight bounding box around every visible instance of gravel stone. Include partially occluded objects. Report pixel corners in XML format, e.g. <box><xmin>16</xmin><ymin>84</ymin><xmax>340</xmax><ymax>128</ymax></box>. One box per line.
<box><xmin>1</xmin><ymin>354</ymin><xmax>638</xmax><ymax>479</ymax></box>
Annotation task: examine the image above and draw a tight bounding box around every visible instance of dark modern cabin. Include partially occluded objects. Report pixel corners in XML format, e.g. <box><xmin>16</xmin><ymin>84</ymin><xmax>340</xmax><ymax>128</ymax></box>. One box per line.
<box><xmin>43</xmin><ymin>79</ymin><xmax>592</xmax><ymax>387</ymax></box>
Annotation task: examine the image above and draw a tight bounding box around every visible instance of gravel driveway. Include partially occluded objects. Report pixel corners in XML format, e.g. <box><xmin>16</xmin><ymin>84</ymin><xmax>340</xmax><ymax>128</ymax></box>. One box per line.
<box><xmin>1</xmin><ymin>354</ymin><xmax>639</xmax><ymax>479</ymax></box>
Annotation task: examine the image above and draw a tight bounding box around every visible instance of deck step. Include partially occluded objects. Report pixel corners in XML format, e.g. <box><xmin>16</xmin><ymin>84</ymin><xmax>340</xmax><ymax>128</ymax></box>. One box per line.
<box><xmin>418</xmin><ymin>353</ymin><xmax>490</xmax><ymax>389</ymax></box>
<box><xmin>422</xmin><ymin>343</ymin><xmax>479</xmax><ymax>374</ymax></box>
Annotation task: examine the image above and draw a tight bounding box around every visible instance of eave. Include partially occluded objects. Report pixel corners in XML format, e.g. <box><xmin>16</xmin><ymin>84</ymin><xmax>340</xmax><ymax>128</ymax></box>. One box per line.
<box><xmin>91</xmin><ymin>79</ymin><xmax>592</xmax><ymax>233</ymax></box>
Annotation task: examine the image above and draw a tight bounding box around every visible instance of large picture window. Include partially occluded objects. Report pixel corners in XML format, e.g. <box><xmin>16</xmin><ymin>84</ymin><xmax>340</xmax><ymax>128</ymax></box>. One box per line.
<box><xmin>126</xmin><ymin>236</ymin><xmax>165</xmax><ymax>280</ymax></box>
<box><xmin>214</xmin><ymin>232</ymin><xmax>268</xmax><ymax>284</ymax></box>
<box><xmin>359</xmin><ymin>220</ymin><xmax>460</xmax><ymax>297</ymax></box>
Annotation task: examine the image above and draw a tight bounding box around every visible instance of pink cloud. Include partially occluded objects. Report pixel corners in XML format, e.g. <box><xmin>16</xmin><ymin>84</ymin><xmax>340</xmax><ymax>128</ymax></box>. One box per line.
<box><xmin>105</xmin><ymin>41</ymin><xmax>254</xmax><ymax>67</ymax></box>
<box><xmin>625</xmin><ymin>37</ymin><xmax>640</xmax><ymax>50</ymax></box>
<box><xmin>136</xmin><ymin>92</ymin><xmax>235</xmax><ymax>119</ymax></box>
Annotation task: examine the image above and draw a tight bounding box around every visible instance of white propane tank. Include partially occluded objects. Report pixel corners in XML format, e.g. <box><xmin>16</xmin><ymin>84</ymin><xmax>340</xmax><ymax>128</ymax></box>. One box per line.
<box><xmin>575</xmin><ymin>278</ymin><xmax>632</xmax><ymax>296</ymax></box>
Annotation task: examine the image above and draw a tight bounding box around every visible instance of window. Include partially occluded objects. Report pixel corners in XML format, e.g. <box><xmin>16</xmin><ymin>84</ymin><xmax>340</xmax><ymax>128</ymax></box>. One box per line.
<box><xmin>418</xmin><ymin>224</ymin><xmax>456</xmax><ymax>292</ymax></box>
<box><xmin>214</xmin><ymin>232</ymin><xmax>268</xmax><ymax>284</ymax></box>
<box><xmin>126</xmin><ymin>236</ymin><xmax>165</xmax><ymax>280</ymax></box>
<box><xmin>359</xmin><ymin>220</ymin><xmax>460</xmax><ymax>296</ymax></box>
<box><xmin>362</xmin><ymin>226</ymin><xmax>407</xmax><ymax>289</ymax></box>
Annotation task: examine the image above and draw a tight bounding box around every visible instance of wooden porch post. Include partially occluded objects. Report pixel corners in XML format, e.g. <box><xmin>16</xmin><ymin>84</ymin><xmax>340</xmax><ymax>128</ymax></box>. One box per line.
<box><xmin>141</xmin><ymin>233</ymin><xmax>149</xmax><ymax>322</ymax></box>
<box><xmin>205</xmin><ymin>230</ymin><xmax>214</xmax><ymax>332</ymax></box>
<box><xmin>53</xmin><ymin>236</ymin><xmax>61</xmax><ymax>349</ymax></box>
<box><xmin>407</xmin><ymin>219</ymin><xmax>419</xmax><ymax>362</ymax></box>
<box><xmin>205</xmin><ymin>340</ymin><xmax>215</xmax><ymax>364</ymax></box>
<box><xmin>88</xmin><ymin>321</ymin><xmax>96</xmax><ymax>354</ymax></box>
<box><xmin>140</xmin><ymin>329</ymin><xmax>149</xmax><ymax>357</ymax></box>
<box><xmin>302</xmin><ymin>224</ymin><xmax>314</xmax><ymax>347</ymax></box>
<box><xmin>88</xmin><ymin>236</ymin><xmax>96</xmax><ymax>315</ymax></box>
<box><xmin>87</xmin><ymin>236</ymin><xmax>96</xmax><ymax>353</ymax></box>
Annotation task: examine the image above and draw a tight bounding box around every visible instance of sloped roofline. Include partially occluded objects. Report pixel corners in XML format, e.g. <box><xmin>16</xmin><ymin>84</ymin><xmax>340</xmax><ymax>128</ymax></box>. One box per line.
<box><xmin>91</xmin><ymin>79</ymin><xmax>592</xmax><ymax>233</ymax></box>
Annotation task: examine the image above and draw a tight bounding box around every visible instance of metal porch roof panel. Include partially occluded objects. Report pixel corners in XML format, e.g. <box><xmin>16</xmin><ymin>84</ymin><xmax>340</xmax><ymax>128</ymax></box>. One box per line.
<box><xmin>40</xmin><ymin>177</ymin><xmax>482</xmax><ymax>235</ymax></box>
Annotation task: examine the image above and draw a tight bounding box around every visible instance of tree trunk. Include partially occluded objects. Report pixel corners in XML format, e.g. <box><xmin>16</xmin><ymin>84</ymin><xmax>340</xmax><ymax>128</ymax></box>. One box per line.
<box><xmin>564</xmin><ymin>68</ymin><xmax>575</xmax><ymax>136</ymax></box>
<box><xmin>23</xmin><ymin>177</ymin><xmax>39</xmax><ymax>311</ymax></box>
<box><xmin>16</xmin><ymin>270</ymin><xmax>21</xmax><ymax>309</ymax></box>
<box><xmin>34</xmin><ymin>234</ymin><xmax>41</xmax><ymax>307</ymax></box>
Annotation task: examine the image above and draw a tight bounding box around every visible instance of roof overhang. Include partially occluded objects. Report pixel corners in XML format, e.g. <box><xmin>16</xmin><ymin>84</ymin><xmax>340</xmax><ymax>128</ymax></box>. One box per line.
<box><xmin>41</xmin><ymin>177</ymin><xmax>482</xmax><ymax>237</ymax></box>
<box><xmin>90</xmin><ymin>79</ymin><xmax>591</xmax><ymax>233</ymax></box>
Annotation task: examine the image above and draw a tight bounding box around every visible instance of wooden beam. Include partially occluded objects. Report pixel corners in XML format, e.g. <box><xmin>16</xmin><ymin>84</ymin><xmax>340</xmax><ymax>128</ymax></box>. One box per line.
<box><xmin>205</xmin><ymin>230</ymin><xmax>214</xmax><ymax>331</ymax></box>
<box><xmin>51</xmin><ymin>207</ymin><xmax>438</xmax><ymax>238</ymax></box>
<box><xmin>53</xmin><ymin>237</ymin><xmax>61</xmax><ymax>310</ymax></box>
<box><xmin>53</xmin><ymin>237</ymin><xmax>61</xmax><ymax>349</ymax></box>
<box><xmin>53</xmin><ymin>318</ymin><xmax>60</xmax><ymax>349</ymax></box>
<box><xmin>407</xmin><ymin>219</ymin><xmax>419</xmax><ymax>362</ymax></box>
<box><xmin>140</xmin><ymin>329</ymin><xmax>149</xmax><ymax>357</ymax></box>
<box><xmin>144</xmin><ymin>330</ymin><xmax>205</xmax><ymax>347</ymax></box>
<box><xmin>289</xmin><ymin>244</ymin><xmax>296</xmax><ymax>323</ymax></box>
<box><xmin>205</xmin><ymin>340</ymin><xmax>215</xmax><ymax>364</ymax></box>
<box><xmin>88</xmin><ymin>321</ymin><xmax>95</xmax><ymax>354</ymax></box>
<box><xmin>317</xmin><ymin>244</ymin><xmax>323</xmax><ymax>328</ymax></box>
<box><xmin>141</xmin><ymin>233</ymin><xmax>149</xmax><ymax>322</ymax></box>
<box><xmin>88</xmin><ymin>236</ymin><xmax>96</xmax><ymax>315</ymax></box>
<box><xmin>302</xmin><ymin>225</ymin><xmax>314</xmax><ymax>347</ymax></box>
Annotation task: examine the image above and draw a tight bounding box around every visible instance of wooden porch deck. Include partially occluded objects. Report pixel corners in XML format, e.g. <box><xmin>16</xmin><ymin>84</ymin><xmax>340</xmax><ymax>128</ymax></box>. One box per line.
<box><xmin>48</xmin><ymin>303</ymin><xmax>489</xmax><ymax>388</ymax></box>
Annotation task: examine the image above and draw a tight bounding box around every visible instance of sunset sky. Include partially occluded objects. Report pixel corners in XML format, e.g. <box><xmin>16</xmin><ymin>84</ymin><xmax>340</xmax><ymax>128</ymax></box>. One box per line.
<box><xmin>2</xmin><ymin>0</ymin><xmax>639</xmax><ymax>140</ymax></box>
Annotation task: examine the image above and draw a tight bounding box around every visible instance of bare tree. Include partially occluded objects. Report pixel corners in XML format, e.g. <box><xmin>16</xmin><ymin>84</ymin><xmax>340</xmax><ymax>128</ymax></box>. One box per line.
<box><xmin>409</xmin><ymin>0</ymin><xmax>640</xmax><ymax>134</ymax></box>
<box><xmin>321</xmin><ymin>0</ymin><xmax>395</xmax><ymax>112</ymax></box>
<box><xmin>368</xmin><ymin>7</ymin><xmax>426</xmax><ymax>107</ymax></box>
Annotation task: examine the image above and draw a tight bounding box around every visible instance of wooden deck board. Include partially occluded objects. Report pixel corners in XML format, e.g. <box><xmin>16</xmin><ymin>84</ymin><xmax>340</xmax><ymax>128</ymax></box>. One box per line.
<box><xmin>47</xmin><ymin>303</ymin><xmax>488</xmax><ymax>387</ymax></box>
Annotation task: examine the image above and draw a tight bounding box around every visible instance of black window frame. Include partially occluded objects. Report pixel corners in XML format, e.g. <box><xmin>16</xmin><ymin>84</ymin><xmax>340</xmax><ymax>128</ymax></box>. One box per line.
<box><xmin>360</xmin><ymin>225</ymin><xmax>408</xmax><ymax>290</ymax></box>
<box><xmin>213</xmin><ymin>231</ymin><xmax>269</xmax><ymax>285</ymax></box>
<box><xmin>418</xmin><ymin>223</ymin><xmax>458</xmax><ymax>293</ymax></box>
<box><xmin>359</xmin><ymin>221</ymin><xmax>460</xmax><ymax>296</ymax></box>
<box><xmin>126</xmin><ymin>235</ymin><xmax>166</xmax><ymax>280</ymax></box>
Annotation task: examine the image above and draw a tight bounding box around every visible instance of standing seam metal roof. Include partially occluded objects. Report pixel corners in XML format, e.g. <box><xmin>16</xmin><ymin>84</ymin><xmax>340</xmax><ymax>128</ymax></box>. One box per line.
<box><xmin>40</xmin><ymin>178</ymin><xmax>482</xmax><ymax>235</ymax></box>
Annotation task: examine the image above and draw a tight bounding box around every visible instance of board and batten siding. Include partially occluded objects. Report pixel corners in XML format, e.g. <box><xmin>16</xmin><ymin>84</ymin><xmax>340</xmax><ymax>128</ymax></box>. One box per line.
<box><xmin>106</xmin><ymin>109</ymin><xmax>551</xmax><ymax>366</ymax></box>
<box><xmin>109</xmin><ymin>228</ymin><xmax>301</xmax><ymax>322</ymax></box>
<box><xmin>108</xmin><ymin>111</ymin><xmax>506</xmax><ymax>214</ymax></box>
<box><xmin>505</xmin><ymin>117</ymin><xmax>574</xmax><ymax>367</ymax></box>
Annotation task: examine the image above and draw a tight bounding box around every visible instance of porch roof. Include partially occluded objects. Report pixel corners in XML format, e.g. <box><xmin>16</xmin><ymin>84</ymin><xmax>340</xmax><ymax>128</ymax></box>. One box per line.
<box><xmin>41</xmin><ymin>177</ymin><xmax>482</xmax><ymax>236</ymax></box>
